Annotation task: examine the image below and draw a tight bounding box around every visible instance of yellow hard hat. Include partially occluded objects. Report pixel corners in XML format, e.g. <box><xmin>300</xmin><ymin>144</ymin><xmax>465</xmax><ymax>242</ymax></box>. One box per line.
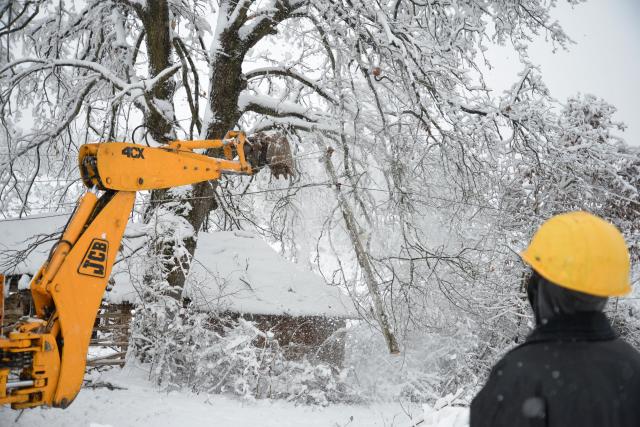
<box><xmin>520</xmin><ymin>211</ymin><xmax>631</xmax><ymax>297</ymax></box>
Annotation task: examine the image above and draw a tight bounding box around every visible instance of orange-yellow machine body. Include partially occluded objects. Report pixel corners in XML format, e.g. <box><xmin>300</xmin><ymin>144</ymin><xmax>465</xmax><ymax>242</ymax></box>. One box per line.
<box><xmin>0</xmin><ymin>132</ymin><xmax>253</xmax><ymax>408</ymax></box>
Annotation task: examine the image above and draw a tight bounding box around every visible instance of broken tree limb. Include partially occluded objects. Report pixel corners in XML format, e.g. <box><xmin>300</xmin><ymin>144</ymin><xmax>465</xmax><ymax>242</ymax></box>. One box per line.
<box><xmin>86</xmin><ymin>360</ymin><xmax>125</xmax><ymax>367</ymax></box>
<box><xmin>86</xmin><ymin>351</ymin><xmax>127</xmax><ymax>366</ymax></box>
<box><xmin>83</xmin><ymin>380</ymin><xmax>127</xmax><ymax>390</ymax></box>
<box><xmin>323</xmin><ymin>147</ymin><xmax>400</xmax><ymax>355</ymax></box>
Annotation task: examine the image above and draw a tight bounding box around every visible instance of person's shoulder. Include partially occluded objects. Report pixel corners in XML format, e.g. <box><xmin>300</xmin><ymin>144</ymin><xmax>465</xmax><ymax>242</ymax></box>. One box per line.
<box><xmin>607</xmin><ymin>338</ymin><xmax>640</xmax><ymax>364</ymax></box>
<box><xmin>500</xmin><ymin>340</ymin><xmax>549</xmax><ymax>363</ymax></box>
<box><xmin>472</xmin><ymin>344</ymin><xmax>541</xmax><ymax>408</ymax></box>
<box><xmin>487</xmin><ymin>342</ymin><xmax>545</xmax><ymax>376</ymax></box>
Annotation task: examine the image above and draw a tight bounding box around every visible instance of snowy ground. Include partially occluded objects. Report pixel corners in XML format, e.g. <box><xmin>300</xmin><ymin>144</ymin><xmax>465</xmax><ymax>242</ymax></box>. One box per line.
<box><xmin>0</xmin><ymin>365</ymin><xmax>469</xmax><ymax>427</ymax></box>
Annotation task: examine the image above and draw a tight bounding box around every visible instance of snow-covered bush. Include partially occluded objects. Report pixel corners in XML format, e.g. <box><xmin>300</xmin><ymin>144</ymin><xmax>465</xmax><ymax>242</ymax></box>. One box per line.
<box><xmin>609</xmin><ymin>298</ymin><xmax>640</xmax><ymax>350</ymax></box>
<box><xmin>343</xmin><ymin>322</ymin><xmax>480</xmax><ymax>404</ymax></box>
<box><xmin>131</xmin><ymin>308</ymin><xmax>360</xmax><ymax>406</ymax></box>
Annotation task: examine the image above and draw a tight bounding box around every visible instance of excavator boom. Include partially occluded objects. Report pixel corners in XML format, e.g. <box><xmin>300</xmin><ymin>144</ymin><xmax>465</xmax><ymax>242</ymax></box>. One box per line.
<box><xmin>0</xmin><ymin>132</ymin><xmax>254</xmax><ymax>408</ymax></box>
<box><xmin>79</xmin><ymin>131</ymin><xmax>253</xmax><ymax>191</ymax></box>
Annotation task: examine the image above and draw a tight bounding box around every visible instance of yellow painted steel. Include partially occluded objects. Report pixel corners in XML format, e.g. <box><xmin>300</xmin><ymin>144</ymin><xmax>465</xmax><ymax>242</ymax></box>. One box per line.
<box><xmin>7</xmin><ymin>326</ymin><xmax>61</xmax><ymax>409</ymax></box>
<box><xmin>31</xmin><ymin>192</ymin><xmax>99</xmax><ymax>318</ymax></box>
<box><xmin>1</xmin><ymin>131</ymin><xmax>254</xmax><ymax>409</ymax></box>
<box><xmin>0</xmin><ymin>323</ymin><xmax>61</xmax><ymax>408</ymax></box>
<box><xmin>0</xmin><ymin>274</ymin><xmax>4</xmax><ymax>334</ymax></box>
<box><xmin>80</xmin><ymin>131</ymin><xmax>252</xmax><ymax>191</ymax></box>
<box><xmin>167</xmin><ymin>130</ymin><xmax>247</xmax><ymax>153</ymax></box>
<box><xmin>521</xmin><ymin>211</ymin><xmax>631</xmax><ymax>297</ymax></box>
<box><xmin>51</xmin><ymin>191</ymin><xmax>135</xmax><ymax>407</ymax></box>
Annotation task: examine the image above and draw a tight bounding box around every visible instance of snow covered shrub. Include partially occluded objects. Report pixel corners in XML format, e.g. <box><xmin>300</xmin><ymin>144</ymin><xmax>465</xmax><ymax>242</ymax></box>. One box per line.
<box><xmin>343</xmin><ymin>322</ymin><xmax>480</xmax><ymax>404</ymax></box>
<box><xmin>273</xmin><ymin>355</ymin><xmax>360</xmax><ymax>406</ymax></box>
<box><xmin>132</xmin><ymin>307</ymin><xmax>359</xmax><ymax>405</ymax></box>
<box><xmin>609</xmin><ymin>298</ymin><xmax>640</xmax><ymax>350</ymax></box>
<box><xmin>128</xmin><ymin>201</ymin><xmax>202</xmax><ymax>387</ymax></box>
<box><xmin>129</xmin><ymin>294</ymin><xmax>193</xmax><ymax>389</ymax></box>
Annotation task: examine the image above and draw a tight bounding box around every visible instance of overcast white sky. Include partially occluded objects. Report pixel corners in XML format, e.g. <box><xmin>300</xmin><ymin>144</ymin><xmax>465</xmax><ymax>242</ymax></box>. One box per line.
<box><xmin>483</xmin><ymin>1</ymin><xmax>640</xmax><ymax>145</ymax></box>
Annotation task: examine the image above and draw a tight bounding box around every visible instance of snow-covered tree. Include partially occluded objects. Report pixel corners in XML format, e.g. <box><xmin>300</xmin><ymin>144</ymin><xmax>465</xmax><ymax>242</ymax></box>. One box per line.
<box><xmin>2</xmin><ymin>0</ymin><xmax>638</xmax><ymax>400</ymax></box>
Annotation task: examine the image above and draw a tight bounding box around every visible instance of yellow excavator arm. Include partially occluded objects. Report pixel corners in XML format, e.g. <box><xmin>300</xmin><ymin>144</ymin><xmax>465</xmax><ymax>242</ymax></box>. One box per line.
<box><xmin>0</xmin><ymin>131</ymin><xmax>255</xmax><ymax>409</ymax></box>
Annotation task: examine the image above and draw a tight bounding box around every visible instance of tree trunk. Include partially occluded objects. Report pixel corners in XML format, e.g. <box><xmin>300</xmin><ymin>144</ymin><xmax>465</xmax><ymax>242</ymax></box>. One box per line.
<box><xmin>134</xmin><ymin>0</ymin><xmax>189</xmax><ymax>296</ymax></box>
<box><xmin>323</xmin><ymin>148</ymin><xmax>400</xmax><ymax>354</ymax></box>
<box><xmin>137</xmin><ymin>0</ymin><xmax>295</xmax><ymax>295</ymax></box>
<box><xmin>187</xmin><ymin>32</ymin><xmax>248</xmax><ymax>252</ymax></box>
<box><xmin>135</xmin><ymin>0</ymin><xmax>175</xmax><ymax>144</ymax></box>
<box><xmin>157</xmin><ymin>0</ymin><xmax>293</xmax><ymax>293</ymax></box>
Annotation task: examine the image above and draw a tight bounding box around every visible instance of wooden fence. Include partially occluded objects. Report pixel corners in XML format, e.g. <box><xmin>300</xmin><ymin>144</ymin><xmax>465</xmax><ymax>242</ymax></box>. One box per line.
<box><xmin>1</xmin><ymin>283</ymin><xmax>133</xmax><ymax>369</ymax></box>
<box><xmin>86</xmin><ymin>303</ymin><xmax>133</xmax><ymax>368</ymax></box>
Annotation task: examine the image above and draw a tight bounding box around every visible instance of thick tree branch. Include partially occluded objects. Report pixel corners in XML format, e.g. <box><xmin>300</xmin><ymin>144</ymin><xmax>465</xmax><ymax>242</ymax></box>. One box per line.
<box><xmin>245</xmin><ymin>66</ymin><xmax>340</xmax><ymax>106</ymax></box>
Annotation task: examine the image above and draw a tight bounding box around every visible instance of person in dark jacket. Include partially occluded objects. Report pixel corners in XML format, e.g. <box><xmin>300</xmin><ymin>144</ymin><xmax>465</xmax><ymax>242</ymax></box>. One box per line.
<box><xmin>471</xmin><ymin>212</ymin><xmax>640</xmax><ymax>427</ymax></box>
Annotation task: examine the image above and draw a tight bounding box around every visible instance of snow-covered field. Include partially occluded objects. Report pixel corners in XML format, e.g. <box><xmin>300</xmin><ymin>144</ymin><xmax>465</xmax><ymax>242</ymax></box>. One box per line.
<box><xmin>0</xmin><ymin>365</ymin><xmax>468</xmax><ymax>427</ymax></box>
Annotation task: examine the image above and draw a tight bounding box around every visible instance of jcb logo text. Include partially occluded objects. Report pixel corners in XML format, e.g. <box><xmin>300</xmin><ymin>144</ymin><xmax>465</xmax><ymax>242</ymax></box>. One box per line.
<box><xmin>78</xmin><ymin>239</ymin><xmax>109</xmax><ymax>278</ymax></box>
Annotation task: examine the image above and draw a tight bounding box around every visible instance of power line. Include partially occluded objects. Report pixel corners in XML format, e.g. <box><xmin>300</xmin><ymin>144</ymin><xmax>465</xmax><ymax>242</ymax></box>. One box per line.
<box><xmin>2</xmin><ymin>165</ymin><xmax>640</xmax><ymax>224</ymax></box>
<box><xmin>0</xmin><ymin>181</ymin><xmax>500</xmax><ymax>222</ymax></box>
<box><xmin>1</xmin><ymin>178</ymin><xmax>80</xmax><ymax>184</ymax></box>
<box><xmin>0</xmin><ymin>211</ymin><xmax>76</xmax><ymax>222</ymax></box>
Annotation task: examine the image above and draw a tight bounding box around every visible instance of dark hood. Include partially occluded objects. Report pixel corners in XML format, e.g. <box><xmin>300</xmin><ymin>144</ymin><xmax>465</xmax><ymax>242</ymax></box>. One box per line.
<box><xmin>526</xmin><ymin>271</ymin><xmax>608</xmax><ymax>326</ymax></box>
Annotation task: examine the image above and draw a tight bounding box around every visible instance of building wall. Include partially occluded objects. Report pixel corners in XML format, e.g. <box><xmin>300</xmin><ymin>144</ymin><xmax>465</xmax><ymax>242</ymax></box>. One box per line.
<box><xmin>223</xmin><ymin>312</ymin><xmax>347</xmax><ymax>367</ymax></box>
<box><xmin>2</xmin><ymin>275</ymin><xmax>33</xmax><ymax>326</ymax></box>
<box><xmin>2</xmin><ymin>278</ymin><xmax>348</xmax><ymax>368</ymax></box>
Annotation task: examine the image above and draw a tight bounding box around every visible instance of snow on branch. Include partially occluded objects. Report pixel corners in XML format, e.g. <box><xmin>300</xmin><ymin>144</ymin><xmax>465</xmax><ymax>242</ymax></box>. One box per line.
<box><xmin>238</xmin><ymin>92</ymin><xmax>327</xmax><ymax>122</ymax></box>
<box><xmin>250</xmin><ymin>116</ymin><xmax>340</xmax><ymax>134</ymax></box>
<box><xmin>245</xmin><ymin>66</ymin><xmax>341</xmax><ymax>107</ymax></box>
<box><xmin>1</xmin><ymin>58</ymin><xmax>181</xmax><ymax>111</ymax></box>
<box><xmin>0</xmin><ymin>58</ymin><xmax>129</xmax><ymax>88</ymax></box>
<box><xmin>0</xmin><ymin>78</ymin><xmax>99</xmax><ymax>167</ymax></box>
<box><xmin>112</xmin><ymin>63</ymin><xmax>181</xmax><ymax>105</ymax></box>
<box><xmin>228</xmin><ymin>0</ymin><xmax>254</xmax><ymax>27</ymax></box>
<box><xmin>238</xmin><ymin>0</ymin><xmax>306</xmax><ymax>48</ymax></box>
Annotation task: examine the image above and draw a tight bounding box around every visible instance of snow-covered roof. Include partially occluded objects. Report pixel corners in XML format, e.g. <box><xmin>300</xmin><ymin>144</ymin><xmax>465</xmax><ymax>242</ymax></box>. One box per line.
<box><xmin>0</xmin><ymin>216</ymin><xmax>356</xmax><ymax>318</ymax></box>
<box><xmin>0</xmin><ymin>214</ymin><xmax>142</xmax><ymax>304</ymax></box>
<box><xmin>184</xmin><ymin>231</ymin><xmax>356</xmax><ymax>318</ymax></box>
<box><xmin>0</xmin><ymin>214</ymin><xmax>67</xmax><ymax>276</ymax></box>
